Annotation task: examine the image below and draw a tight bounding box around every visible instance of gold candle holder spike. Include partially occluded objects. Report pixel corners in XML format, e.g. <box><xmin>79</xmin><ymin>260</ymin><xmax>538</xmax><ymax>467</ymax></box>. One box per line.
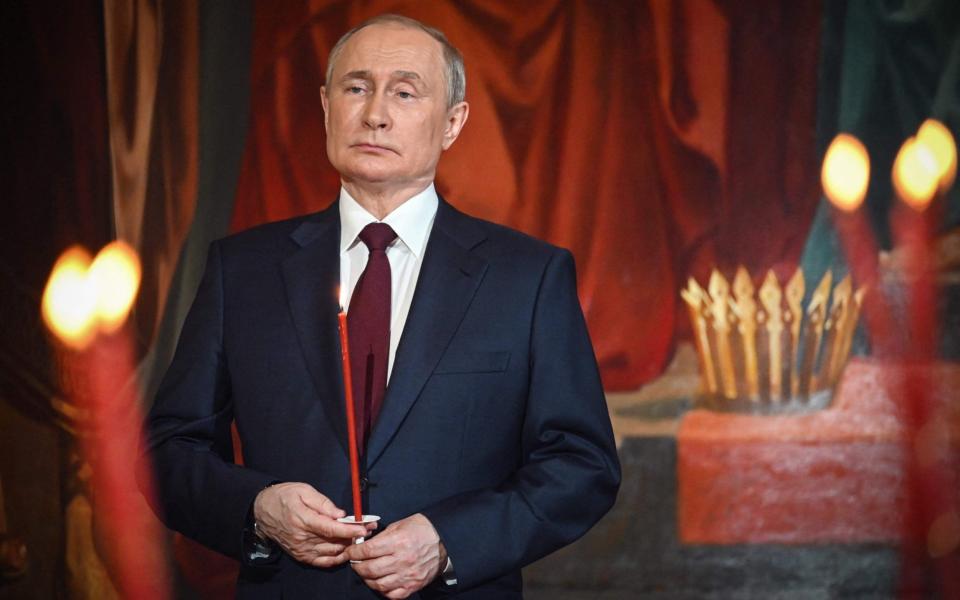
<box><xmin>709</xmin><ymin>269</ymin><xmax>738</xmax><ymax>400</ymax></box>
<box><xmin>759</xmin><ymin>271</ymin><xmax>784</xmax><ymax>402</ymax></box>
<box><xmin>785</xmin><ymin>269</ymin><xmax>804</xmax><ymax>397</ymax></box>
<box><xmin>681</xmin><ymin>278</ymin><xmax>718</xmax><ymax>395</ymax></box>
<box><xmin>799</xmin><ymin>271</ymin><xmax>832</xmax><ymax>397</ymax></box>
<box><xmin>731</xmin><ymin>267</ymin><xmax>759</xmax><ymax>401</ymax></box>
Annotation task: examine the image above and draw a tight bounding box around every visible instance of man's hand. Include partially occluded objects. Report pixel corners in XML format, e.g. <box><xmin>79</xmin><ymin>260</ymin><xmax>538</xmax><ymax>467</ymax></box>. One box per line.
<box><xmin>345</xmin><ymin>513</ymin><xmax>447</xmax><ymax>599</ymax></box>
<box><xmin>253</xmin><ymin>482</ymin><xmax>375</xmax><ymax>568</ymax></box>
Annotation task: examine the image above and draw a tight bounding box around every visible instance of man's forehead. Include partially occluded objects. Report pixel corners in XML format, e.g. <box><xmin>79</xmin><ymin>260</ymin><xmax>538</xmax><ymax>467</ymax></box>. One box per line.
<box><xmin>336</xmin><ymin>24</ymin><xmax>443</xmax><ymax>76</ymax></box>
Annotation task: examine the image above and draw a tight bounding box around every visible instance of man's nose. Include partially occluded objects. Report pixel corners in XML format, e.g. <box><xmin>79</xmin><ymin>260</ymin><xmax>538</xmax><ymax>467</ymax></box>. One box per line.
<box><xmin>362</xmin><ymin>92</ymin><xmax>390</xmax><ymax>130</ymax></box>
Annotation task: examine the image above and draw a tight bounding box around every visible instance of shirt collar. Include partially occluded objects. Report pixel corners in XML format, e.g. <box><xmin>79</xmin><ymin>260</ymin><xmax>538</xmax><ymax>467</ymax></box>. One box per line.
<box><xmin>339</xmin><ymin>184</ymin><xmax>438</xmax><ymax>258</ymax></box>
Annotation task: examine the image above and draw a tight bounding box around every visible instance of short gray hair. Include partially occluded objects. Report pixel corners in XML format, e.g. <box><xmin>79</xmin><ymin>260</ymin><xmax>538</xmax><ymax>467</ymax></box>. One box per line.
<box><xmin>325</xmin><ymin>14</ymin><xmax>466</xmax><ymax>108</ymax></box>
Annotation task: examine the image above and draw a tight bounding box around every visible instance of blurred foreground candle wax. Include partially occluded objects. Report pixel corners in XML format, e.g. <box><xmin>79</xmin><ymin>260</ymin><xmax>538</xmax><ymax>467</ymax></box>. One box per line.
<box><xmin>890</xmin><ymin>125</ymin><xmax>960</xmax><ymax>597</ymax></box>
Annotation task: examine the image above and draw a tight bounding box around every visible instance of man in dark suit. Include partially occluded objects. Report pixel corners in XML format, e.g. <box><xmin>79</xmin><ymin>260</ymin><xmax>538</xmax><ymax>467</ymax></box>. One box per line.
<box><xmin>142</xmin><ymin>13</ymin><xmax>619</xmax><ymax>599</ymax></box>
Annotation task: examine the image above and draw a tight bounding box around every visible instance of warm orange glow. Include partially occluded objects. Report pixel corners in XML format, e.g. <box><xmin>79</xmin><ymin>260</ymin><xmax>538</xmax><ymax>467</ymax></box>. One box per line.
<box><xmin>917</xmin><ymin>119</ymin><xmax>957</xmax><ymax>193</ymax></box>
<box><xmin>42</xmin><ymin>246</ymin><xmax>98</xmax><ymax>349</ymax></box>
<box><xmin>893</xmin><ymin>137</ymin><xmax>939</xmax><ymax>211</ymax></box>
<box><xmin>42</xmin><ymin>242</ymin><xmax>142</xmax><ymax>346</ymax></box>
<box><xmin>821</xmin><ymin>134</ymin><xmax>870</xmax><ymax>212</ymax></box>
<box><xmin>89</xmin><ymin>241</ymin><xmax>142</xmax><ymax>333</ymax></box>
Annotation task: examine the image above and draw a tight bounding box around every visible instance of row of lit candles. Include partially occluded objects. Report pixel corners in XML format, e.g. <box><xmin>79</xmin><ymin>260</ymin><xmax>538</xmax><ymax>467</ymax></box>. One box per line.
<box><xmin>823</xmin><ymin>120</ymin><xmax>960</xmax><ymax>583</ymax></box>
<box><xmin>823</xmin><ymin>119</ymin><xmax>956</xmax><ymax>214</ymax></box>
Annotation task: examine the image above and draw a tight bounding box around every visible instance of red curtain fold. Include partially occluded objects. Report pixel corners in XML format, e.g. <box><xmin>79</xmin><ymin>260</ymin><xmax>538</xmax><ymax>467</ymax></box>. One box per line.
<box><xmin>232</xmin><ymin>0</ymin><xmax>821</xmax><ymax>390</ymax></box>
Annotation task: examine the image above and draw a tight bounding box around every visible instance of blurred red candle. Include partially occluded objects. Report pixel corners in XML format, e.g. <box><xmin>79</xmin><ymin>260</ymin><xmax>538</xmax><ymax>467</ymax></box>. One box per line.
<box><xmin>42</xmin><ymin>241</ymin><xmax>171</xmax><ymax>598</ymax></box>
<box><xmin>821</xmin><ymin>133</ymin><xmax>892</xmax><ymax>351</ymax></box>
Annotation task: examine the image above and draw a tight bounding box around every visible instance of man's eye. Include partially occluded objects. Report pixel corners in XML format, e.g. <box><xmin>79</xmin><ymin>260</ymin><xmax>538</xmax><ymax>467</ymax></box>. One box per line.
<box><xmin>346</xmin><ymin>86</ymin><xmax>364</xmax><ymax>94</ymax></box>
<box><xmin>396</xmin><ymin>90</ymin><xmax>414</xmax><ymax>99</ymax></box>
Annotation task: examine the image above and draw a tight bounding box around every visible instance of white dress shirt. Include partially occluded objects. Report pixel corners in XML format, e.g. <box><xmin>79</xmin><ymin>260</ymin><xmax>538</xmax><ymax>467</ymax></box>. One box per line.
<box><xmin>339</xmin><ymin>184</ymin><xmax>438</xmax><ymax>381</ymax></box>
<box><xmin>340</xmin><ymin>183</ymin><xmax>456</xmax><ymax>585</ymax></box>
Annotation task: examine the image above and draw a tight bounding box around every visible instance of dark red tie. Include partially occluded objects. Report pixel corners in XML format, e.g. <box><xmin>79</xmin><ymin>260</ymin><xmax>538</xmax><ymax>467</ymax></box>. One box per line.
<box><xmin>347</xmin><ymin>223</ymin><xmax>397</xmax><ymax>454</ymax></box>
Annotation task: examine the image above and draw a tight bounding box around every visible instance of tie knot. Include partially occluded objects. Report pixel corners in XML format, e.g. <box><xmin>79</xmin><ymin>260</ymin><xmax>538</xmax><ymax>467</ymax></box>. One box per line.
<box><xmin>358</xmin><ymin>223</ymin><xmax>397</xmax><ymax>252</ymax></box>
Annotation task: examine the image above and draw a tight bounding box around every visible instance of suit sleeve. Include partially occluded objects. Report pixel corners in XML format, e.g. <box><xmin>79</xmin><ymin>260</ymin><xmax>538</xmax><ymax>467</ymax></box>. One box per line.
<box><xmin>137</xmin><ymin>241</ymin><xmax>277</xmax><ymax>559</ymax></box>
<box><xmin>421</xmin><ymin>248</ymin><xmax>621</xmax><ymax>589</ymax></box>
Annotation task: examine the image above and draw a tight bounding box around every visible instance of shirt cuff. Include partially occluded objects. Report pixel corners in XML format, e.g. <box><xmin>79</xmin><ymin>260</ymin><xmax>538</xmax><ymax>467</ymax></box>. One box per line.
<box><xmin>242</xmin><ymin>519</ymin><xmax>281</xmax><ymax>565</ymax></box>
<box><xmin>441</xmin><ymin>555</ymin><xmax>457</xmax><ymax>586</ymax></box>
<box><xmin>241</xmin><ymin>484</ymin><xmax>282</xmax><ymax>566</ymax></box>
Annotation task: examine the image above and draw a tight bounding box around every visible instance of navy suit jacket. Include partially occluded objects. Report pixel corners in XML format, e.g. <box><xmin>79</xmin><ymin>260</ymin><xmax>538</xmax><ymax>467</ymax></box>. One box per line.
<box><xmin>142</xmin><ymin>199</ymin><xmax>620</xmax><ymax>598</ymax></box>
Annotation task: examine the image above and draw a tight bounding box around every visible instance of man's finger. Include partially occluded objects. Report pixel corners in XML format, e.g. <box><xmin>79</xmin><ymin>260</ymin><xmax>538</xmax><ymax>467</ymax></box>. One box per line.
<box><xmin>361</xmin><ymin>571</ymin><xmax>402</xmax><ymax>594</ymax></box>
<box><xmin>298</xmin><ymin>489</ymin><xmax>344</xmax><ymax>519</ymax></box>
<box><xmin>309</xmin><ymin>552</ymin><xmax>348</xmax><ymax>569</ymax></box>
<box><xmin>311</xmin><ymin>541</ymin><xmax>347</xmax><ymax>556</ymax></box>
<box><xmin>292</xmin><ymin>507</ymin><xmax>362</xmax><ymax>538</ymax></box>
<box><xmin>306</xmin><ymin>514</ymin><xmax>371</xmax><ymax>540</ymax></box>
<box><xmin>350</xmin><ymin>553</ymin><xmax>396</xmax><ymax>580</ymax></box>
<box><xmin>344</xmin><ymin>533</ymin><xmax>394</xmax><ymax>561</ymax></box>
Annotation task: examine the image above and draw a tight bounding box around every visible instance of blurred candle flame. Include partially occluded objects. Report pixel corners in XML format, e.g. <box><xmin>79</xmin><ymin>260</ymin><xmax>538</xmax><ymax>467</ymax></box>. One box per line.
<box><xmin>822</xmin><ymin>133</ymin><xmax>870</xmax><ymax>212</ymax></box>
<box><xmin>916</xmin><ymin>119</ymin><xmax>957</xmax><ymax>193</ymax></box>
<box><xmin>89</xmin><ymin>241</ymin><xmax>142</xmax><ymax>333</ymax></box>
<box><xmin>42</xmin><ymin>246</ymin><xmax>98</xmax><ymax>349</ymax></box>
<box><xmin>42</xmin><ymin>241</ymin><xmax>142</xmax><ymax>347</ymax></box>
<box><xmin>893</xmin><ymin>137</ymin><xmax>939</xmax><ymax>211</ymax></box>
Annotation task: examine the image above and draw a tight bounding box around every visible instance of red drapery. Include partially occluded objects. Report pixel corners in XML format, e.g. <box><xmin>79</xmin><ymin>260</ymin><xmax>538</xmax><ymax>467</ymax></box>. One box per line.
<box><xmin>232</xmin><ymin>0</ymin><xmax>821</xmax><ymax>390</ymax></box>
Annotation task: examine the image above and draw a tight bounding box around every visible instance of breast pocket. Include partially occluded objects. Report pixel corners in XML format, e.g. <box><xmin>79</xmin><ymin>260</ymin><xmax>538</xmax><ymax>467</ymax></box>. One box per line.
<box><xmin>433</xmin><ymin>351</ymin><xmax>511</xmax><ymax>374</ymax></box>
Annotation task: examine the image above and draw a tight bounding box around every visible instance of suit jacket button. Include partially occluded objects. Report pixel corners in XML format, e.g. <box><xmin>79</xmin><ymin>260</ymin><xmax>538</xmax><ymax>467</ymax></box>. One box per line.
<box><xmin>360</xmin><ymin>476</ymin><xmax>369</xmax><ymax>491</ymax></box>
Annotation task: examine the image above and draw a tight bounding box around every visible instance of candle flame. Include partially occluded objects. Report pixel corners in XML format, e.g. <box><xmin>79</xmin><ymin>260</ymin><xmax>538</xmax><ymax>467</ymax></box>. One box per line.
<box><xmin>42</xmin><ymin>246</ymin><xmax>98</xmax><ymax>349</ymax></box>
<box><xmin>42</xmin><ymin>242</ymin><xmax>142</xmax><ymax>347</ymax></box>
<box><xmin>822</xmin><ymin>133</ymin><xmax>870</xmax><ymax>212</ymax></box>
<box><xmin>89</xmin><ymin>241</ymin><xmax>142</xmax><ymax>333</ymax></box>
<box><xmin>338</xmin><ymin>285</ymin><xmax>347</xmax><ymax>312</ymax></box>
<box><xmin>917</xmin><ymin>119</ymin><xmax>957</xmax><ymax>193</ymax></box>
<box><xmin>893</xmin><ymin>136</ymin><xmax>939</xmax><ymax>211</ymax></box>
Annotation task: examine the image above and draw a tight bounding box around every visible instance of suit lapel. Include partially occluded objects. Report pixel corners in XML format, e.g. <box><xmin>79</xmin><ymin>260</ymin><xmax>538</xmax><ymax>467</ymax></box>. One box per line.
<box><xmin>280</xmin><ymin>205</ymin><xmax>351</xmax><ymax>457</ymax></box>
<box><xmin>366</xmin><ymin>201</ymin><xmax>488</xmax><ymax>468</ymax></box>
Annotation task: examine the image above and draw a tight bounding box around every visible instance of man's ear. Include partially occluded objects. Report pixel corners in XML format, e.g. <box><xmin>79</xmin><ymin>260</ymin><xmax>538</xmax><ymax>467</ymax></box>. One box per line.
<box><xmin>320</xmin><ymin>86</ymin><xmax>329</xmax><ymax>132</ymax></box>
<box><xmin>441</xmin><ymin>101</ymin><xmax>470</xmax><ymax>150</ymax></box>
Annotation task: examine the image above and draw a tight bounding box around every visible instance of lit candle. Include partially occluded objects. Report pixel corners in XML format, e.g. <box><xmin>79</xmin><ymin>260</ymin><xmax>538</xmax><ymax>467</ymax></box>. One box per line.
<box><xmin>916</xmin><ymin>119</ymin><xmax>956</xmax><ymax>196</ymax></box>
<box><xmin>822</xmin><ymin>133</ymin><xmax>870</xmax><ymax>213</ymax></box>
<box><xmin>42</xmin><ymin>241</ymin><xmax>170</xmax><ymax>598</ymax></box>
<box><xmin>892</xmin><ymin>136</ymin><xmax>939</xmax><ymax>212</ymax></box>
<box><xmin>890</xmin><ymin>127</ymin><xmax>959</xmax><ymax>591</ymax></box>
<box><xmin>821</xmin><ymin>133</ymin><xmax>891</xmax><ymax>352</ymax></box>
<box><xmin>891</xmin><ymin>135</ymin><xmax>939</xmax><ymax>357</ymax></box>
<box><xmin>337</xmin><ymin>287</ymin><xmax>364</xmax><ymax>522</ymax></box>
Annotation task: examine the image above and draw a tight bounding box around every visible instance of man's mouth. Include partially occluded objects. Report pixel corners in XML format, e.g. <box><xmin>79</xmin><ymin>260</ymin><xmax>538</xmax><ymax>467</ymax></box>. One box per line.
<box><xmin>351</xmin><ymin>143</ymin><xmax>399</xmax><ymax>155</ymax></box>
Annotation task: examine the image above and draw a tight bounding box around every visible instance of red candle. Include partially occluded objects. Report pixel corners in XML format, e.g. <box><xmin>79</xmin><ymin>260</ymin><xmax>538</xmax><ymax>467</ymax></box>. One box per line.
<box><xmin>43</xmin><ymin>242</ymin><xmax>171</xmax><ymax>598</ymax></box>
<box><xmin>891</xmin><ymin>132</ymin><xmax>960</xmax><ymax>594</ymax></box>
<box><xmin>337</xmin><ymin>309</ymin><xmax>364</xmax><ymax>522</ymax></box>
<box><xmin>821</xmin><ymin>134</ymin><xmax>896</xmax><ymax>354</ymax></box>
<box><xmin>891</xmin><ymin>136</ymin><xmax>939</xmax><ymax>359</ymax></box>
<box><xmin>85</xmin><ymin>327</ymin><xmax>172</xmax><ymax>598</ymax></box>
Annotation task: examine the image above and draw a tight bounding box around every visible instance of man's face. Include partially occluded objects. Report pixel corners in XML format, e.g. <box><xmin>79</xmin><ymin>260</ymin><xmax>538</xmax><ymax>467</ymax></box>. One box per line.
<box><xmin>321</xmin><ymin>24</ymin><xmax>467</xmax><ymax>190</ymax></box>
